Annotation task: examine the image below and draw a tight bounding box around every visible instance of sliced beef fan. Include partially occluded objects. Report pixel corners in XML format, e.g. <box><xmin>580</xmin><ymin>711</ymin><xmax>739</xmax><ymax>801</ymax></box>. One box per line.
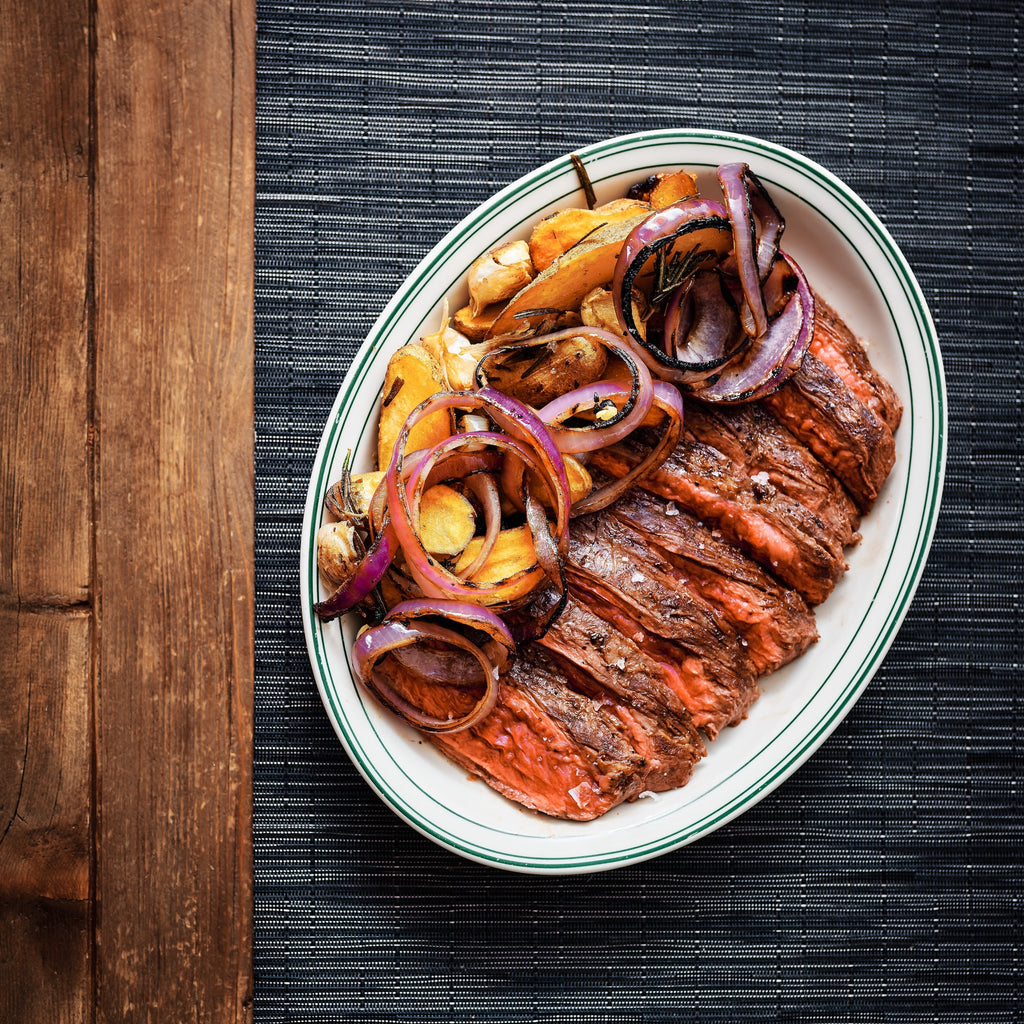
<box><xmin>428</xmin><ymin>644</ymin><xmax>647</xmax><ymax>821</ymax></box>
<box><xmin>590</xmin><ymin>423</ymin><xmax>848</xmax><ymax>605</ymax></box>
<box><xmin>565</xmin><ymin>514</ymin><xmax>760</xmax><ymax>737</ymax></box>
<box><xmin>396</xmin><ymin>286</ymin><xmax>901</xmax><ymax>820</ymax></box>
<box><xmin>683</xmin><ymin>401</ymin><xmax>862</xmax><ymax>548</ymax></box>
<box><xmin>537</xmin><ymin>596</ymin><xmax>706</xmax><ymax>791</ymax></box>
<box><xmin>609</xmin><ymin>489</ymin><xmax>819</xmax><ymax>678</ymax></box>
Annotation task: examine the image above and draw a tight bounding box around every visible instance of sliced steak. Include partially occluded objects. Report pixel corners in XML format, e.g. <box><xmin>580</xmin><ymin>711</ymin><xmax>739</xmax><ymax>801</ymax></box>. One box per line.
<box><xmin>590</xmin><ymin>426</ymin><xmax>848</xmax><ymax>605</ymax></box>
<box><xmin>537</xmin><ymin>596</ymin><xmax>706</xmax><ymax>791</ymax></box>
<box><xmin>810</xmin><ymin>290</ymin><xmax>903</xmax><ymax>433</ymax></box>
<box><xmin>565</xmin><ymin>515</ymin><xmax>760</xmax><ymax>737</ymax></box>
<box><xmin>685</xmin><ymin>401</ymin><xmax>862</xmax><ymax>547</ymax></box>
<box><xmin>610</xmin><ymin>489</ymin><xmax>819</xmax><ymax>677</ymax></box>
<box><xmin>760</xmin><ymin>352</ymin><xmax>896</xmax><ymax>514</ymax></box>
<box><xmin>429</xmin><ymin>644</ymin><xmax>646</xmax><ymax>821</ymax></box>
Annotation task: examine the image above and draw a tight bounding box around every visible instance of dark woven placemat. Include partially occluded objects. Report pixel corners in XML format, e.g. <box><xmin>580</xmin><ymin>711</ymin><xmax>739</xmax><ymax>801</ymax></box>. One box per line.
<box><xmin>255</xmin><ymin>2</ymin><xmax>1023</xmax><ymax>1020</ymax></box>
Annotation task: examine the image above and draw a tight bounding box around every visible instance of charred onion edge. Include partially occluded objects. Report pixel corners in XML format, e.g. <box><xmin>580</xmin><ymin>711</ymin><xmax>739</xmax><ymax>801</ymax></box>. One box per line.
<box><xmin>569</xmin><ymin>380</ymin><xmax>685</xmax><ymax>516</ymax></box>
<box><xmin>473</xmin><ymin>326</ymin><xmax>654</xmax><ymax>453</ymax></box>
<box><xmin>691</xmin><ymin>252</ymin><xmax>812</xmax><ymax>404</ymax></box>
<box><xmin>385</xmin><ymin>598</ymin><xmax>516</xmax><ymax>673</ymax></box>
<box><xmin>717</xmin><ymin>162</ymin><xmax>769</xmax><ymax>338</ymax></box>
<box><xmin>612</xmin><ymin>197</ymin><xmax>733</xmax><ymax>378</ymax></box>
<box><xmin>398</xmin><ymin>428</ymin><xmax>567</xmax><ymax>605</ymax></box>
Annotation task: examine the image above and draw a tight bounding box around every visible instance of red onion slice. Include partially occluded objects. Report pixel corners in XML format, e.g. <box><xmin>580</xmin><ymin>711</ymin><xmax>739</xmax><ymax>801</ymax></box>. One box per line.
<box><xmin>351</xmin><ymin>618</ymin><xmax>499</xmax><ymax>733</ymax></box>
<box><xmin>570</xmin><ymin>380</ymin><xmax>685</xmax><ymax>515</ymax></box>
<box><xmin>745</xmin><ymin>167</ymin><xmax>786</xmax><ymax>279</ymax></box>
<box><xmin>742</xmin><ymin>253</ymin><xmax>814</xmax><ymax>399</ymax></box>
<box><xmin>312</xmin><ymin>520</ymin><xmax>398</xmax><ymax>621</ymax></box>
<box><xmin>667</xmin><ymin>270</ymin><xmax>747</xmax><ymax>374</ymax></box>
<box><xmin>717</xmin><ymin>162</ymin><xmax>770</xmax><ymax>339</ymax></box>
<box><xmin>458</xmin><ymin>472</ymin><xmax>502</xmax><ymax>580</ymax></box>
<box><xmin>691</xmin><ymin>282</ymin><xmax>807</xmax><ymax>404</ymax></box>
<box><xmin>612</xmin><ymin>197</ymin><xmax>734</xmax><ymax>379</ymax></box>
<box><xmin>385</xmin><ymin>597</ymin><xmax>516</xmax><ymax>671</ymax></box>
<box><xmin>395</xmin><ymin>429</ymin><xmax>568</xmax><ymax>606</ymax></box>
<box><xmin>476</xmin><ymin>327</ymin><xmax>654</xmax><ymax>455</ymax></box>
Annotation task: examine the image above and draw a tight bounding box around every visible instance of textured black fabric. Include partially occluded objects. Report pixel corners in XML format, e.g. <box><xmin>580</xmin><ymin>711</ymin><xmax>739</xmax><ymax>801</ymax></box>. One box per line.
<box><xmin>255</xmin><ymin>2</ymin><xmax>1023</xmax><ymax>1020</ymax></box>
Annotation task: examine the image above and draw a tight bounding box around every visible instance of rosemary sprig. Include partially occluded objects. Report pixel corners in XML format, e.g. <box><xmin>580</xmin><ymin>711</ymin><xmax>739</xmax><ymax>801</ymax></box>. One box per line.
<box><xmin>571</xmin><ymin>153</ymin><xmax>598</xmax><ymax>210</ymax></box>
<box><xmin>650</xmin><ymin>242</ymin><xmax>712</xmax><ymax>306</ymax></box>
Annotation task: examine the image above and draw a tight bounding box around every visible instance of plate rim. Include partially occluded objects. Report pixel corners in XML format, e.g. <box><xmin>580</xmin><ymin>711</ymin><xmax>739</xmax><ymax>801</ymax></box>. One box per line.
<box><xmin>298</xmin><ymin>128</ymin><xmax>947</xmax><ymax>874</ymax></box>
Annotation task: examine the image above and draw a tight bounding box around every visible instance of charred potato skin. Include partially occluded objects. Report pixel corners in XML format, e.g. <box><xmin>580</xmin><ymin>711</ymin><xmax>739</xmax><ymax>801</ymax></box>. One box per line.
<box><xmin>486</xmin><ymin>212</ymin><xmax>651</xmax><ymax>339</ymax></box>
<box><xmin>481</xmin><ymin>335</ymin><xmax>609</xmax><ymax>408</ymax></box>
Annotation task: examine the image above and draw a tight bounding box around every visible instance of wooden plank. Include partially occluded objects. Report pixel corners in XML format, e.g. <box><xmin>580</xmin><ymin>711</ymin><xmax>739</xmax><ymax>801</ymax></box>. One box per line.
<box><xmin>0</xmin><ymin>1</ymin><xmax>94</xmax><ymax>1022</ymax></box>
<box><xmin>0</xmin><ymin>610</ymin><xmax>92</xmax><ymax>1024</ymax></box>
<box><xmin>0</xmin><ymin>0</ymin><xmax>92</xmax><ymax>605</ymax></box>
<box><xmin>91</xmin><ymin>0</ymin><xmax>255</xmax><ymax>1020</ymax></box>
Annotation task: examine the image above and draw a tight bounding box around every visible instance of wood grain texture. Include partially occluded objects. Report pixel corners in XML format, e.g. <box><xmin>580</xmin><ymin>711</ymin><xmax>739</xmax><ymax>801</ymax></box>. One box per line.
<box><xmin>0</xmin><ymin>0</ymin><xmax>91</xmax><ymax>605</ymax></box>
<box><xmin>1</xmin><ymin>0</ymin><xmax>255</xmax><ymax>1020</ymax></box>
<box><xmin>0</xmin><ymin>2</ymin><xmax>94</xmax><ymax>1021</ymax></box>
<box><xmin>0</xmin><ymin>610</ymin><xmax>92</xmax><ymax>1024</ymax></box>
<box><xmin>92</xmin><ymin>0</ymin><xmax>255</xmax><ymax>1020</ymax></box>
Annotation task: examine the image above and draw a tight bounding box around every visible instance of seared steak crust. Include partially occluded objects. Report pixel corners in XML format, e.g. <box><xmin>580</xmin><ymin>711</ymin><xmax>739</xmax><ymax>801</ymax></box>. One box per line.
<box><xmin>430</xmin><ymin>644</ymin><xmax>647</xmax><ymax>821</ymax></box>
<box><xmin>539</xmin><ymin>597</ymin><xmax>706</xmax><ymax>791</ymax></box>
<box><xmin>610</xmin><ymin>489</ymin><xmax>819</xmax><ymax>677</ymax></box>
<box><xmin>566</xmin><ymin>515</ymin><xmax>760</xmax><ymax>736</ymax></box>
<box><xmin>810</xmin><ymin>290</ymin><xmax>903</xmax><ymax>434</ymax></box>
<box><xmin>761</xmin><ymin>352</ymin><xmax>896</xmax><ymax>514</ymax></box>
<box><xmin>685</xmin><ymin>402</ymin><xmax>861</xmax><ymax>547</ymax></box>
<box><xmin>590</xmin><ymin>424</ymin><xmax>848</xmax><ymax>605</ymax></box>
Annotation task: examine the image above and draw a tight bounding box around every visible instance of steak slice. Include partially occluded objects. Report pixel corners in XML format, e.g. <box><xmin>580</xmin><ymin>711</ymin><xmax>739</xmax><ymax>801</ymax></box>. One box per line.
<box><xmin>590</xmin><ymin>426</ymin><xmax>847</xmax><ymax>605</ymax></box>
<box><xmin>610</xmin><ymin>489</ymin><xmax>819</xmax><ymax>677</ymax></box>
<box><xmin>429</xmin><ymin>644</ymin><xmax>647</xmax><ymax>821</ymax></box>
<box><xmin>810</xmin><ymin>290</ymin><xmax>903</xmax><ymax>434</ymax></box>
<box><xmin>537</xmin><ymin>596</ymin><xmax>706</xmax><ymax>791</ymax></box>
<box><xmin>685</xmin><ymin>401</ymin><xmax>862</xmax><ymax>547</ymax></box>
<box><xmin>760</xmin><ymin>352</ymin><xmax>896</xmax><ymax>514</ymax></box>
<box><xmin>565</xmin><ymin>515</ymin><xmax>760</xmax><ymax>737</ymax></box>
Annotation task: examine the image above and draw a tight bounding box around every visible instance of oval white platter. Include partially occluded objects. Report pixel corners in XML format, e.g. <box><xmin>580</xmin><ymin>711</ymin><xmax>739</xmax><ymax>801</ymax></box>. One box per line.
<box><xmin>299</xmin><ymin>129</ymin><xmax>946</xmax><ymax>875</ymax></box>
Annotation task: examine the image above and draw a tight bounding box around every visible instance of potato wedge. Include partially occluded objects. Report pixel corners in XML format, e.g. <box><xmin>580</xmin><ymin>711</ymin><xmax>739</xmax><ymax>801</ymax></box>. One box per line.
<box><xmin>580</xmin><ymin>284</ymin><xmax>651</xmax><ymax>343</ymax></box>
<box><xmin>453</xmin><ymin>303</ymin><xmax>502</xmax><ymax>344</ymax></box>
<box><xmin>524</xmin><ymin>454</ymin><xmax>592</xmax><ymax>508</ymax></box>
<box><xmin>528</xmin><ymin>198</ymin><xmax>650</xmax><ymax>272</ymax></box>
<box><xmin>481</xmin><ymin>334</ymin><xmax>608</xmax><ymax>407</ymax></box>
<box><xmin>348</xmin><ymin>471</ymin><xmax>384</xmax><ymax>515</ymax></box>
<box><xmin>486</xmin><ymin>212</ymin><xmax>651</xmax><ymax>339</ymax></box>
<box><xmin>453</xmin><ymin>525</ymin><xmax>544</xmax><ymax>604</ymax></box>
<box><xmin>416</xmin><ymin>484</ymin><xmax>476</xmax><ymax>556</ymax></box>
<box><xmin>627</xmin><ymin>169</ymin><xmax>699</xmax><ymax>208</ymax></box>
<box><xmin>377</xmin><ymin>343</ymin><xmax>451</xmax><ymax>469</ymax></box>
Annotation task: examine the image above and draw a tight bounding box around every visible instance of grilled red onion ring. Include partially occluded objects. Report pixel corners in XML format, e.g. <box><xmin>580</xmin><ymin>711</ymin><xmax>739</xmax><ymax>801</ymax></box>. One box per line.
<box><xmin>384</xmin><ymin>598</ymin><xmax>516</xmax><ymax>679</ymax></box>
<box><xmin>388</xmin><ymin>390</ymin><xmax>570</xmax><ymax>608</ymax></box>
<box><xmin>717</xmin><ymin>162</ymin><xmax>785</xmax><ymax>339</ymax></box>
<box><xmin>612</xmin><ymin>196</ymin><xmax>734</xmax><ymax>380</ymax></box>
<box><xmin>691</xmin><ymin>252</ymin><xmax>812</xmax><ymax>404</ymax></box>
<box><xmin>351</xmin><ymin>616</ymin><xmax>501</xmax><ymax>733</ymax></box>
<box><xmin>613</xmin><ymin>163</ymin><xmax>810</xmax><ymax>402</ymax></box>
<box><xmin>569</xmin><ymin>380</ymin><xmax>685</xmax><ymax>515</ymax></box>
